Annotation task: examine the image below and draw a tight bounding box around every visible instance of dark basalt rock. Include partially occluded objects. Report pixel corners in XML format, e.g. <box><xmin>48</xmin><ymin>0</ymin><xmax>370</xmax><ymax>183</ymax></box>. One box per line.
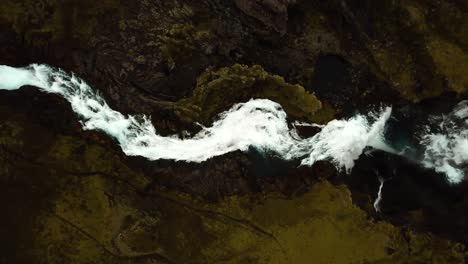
<box><xmin>348</xmin><ymin>149</ymin><xmax>468</xmax><ymax>246</ymax></box>
<box><xmin>127</xmin><ymin>148</ymin><xmax>335</xmax><ymax>201</ymax></box>
<box><xmin>234</xmin><ymin>0</ymin><xmax>296</xmax><ymax>35</ymax></box>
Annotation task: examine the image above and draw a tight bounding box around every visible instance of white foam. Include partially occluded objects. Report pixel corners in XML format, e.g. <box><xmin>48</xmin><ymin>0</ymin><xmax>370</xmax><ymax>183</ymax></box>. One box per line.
<box><xmin>0</xmin><ymin>64</ymin><xmax>393</xmax><ymax>172</ymax></box>
<box><xmin>0</xmin><ymin>65</ymin><xmax>41</xmax><ymax>90</ymax></box>
<box><xmin>421</xmin><ymin>102</ymin><xmax>468</xmax><ymax>184</ymax></box>
<box><xmin>293</xmin><ymin>107</ymin><xmax>393</xmax><ymax>172</ymax></box>
<box><xmin>373</xmin><ymin>176</ymin><xmax>385</xmax><ymax>213</ymax></box>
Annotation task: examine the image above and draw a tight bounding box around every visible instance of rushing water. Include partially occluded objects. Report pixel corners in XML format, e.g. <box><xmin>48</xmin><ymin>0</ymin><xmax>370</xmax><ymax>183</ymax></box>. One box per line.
<box><xmin>420</xmin><ymin>101</ymin><xmax>468</xmax><ymax>183</ymax></box>
<box><xmin>0</xmin><ymin>64</ymin><xmax>466</xmax><ymax>185</ymax></box>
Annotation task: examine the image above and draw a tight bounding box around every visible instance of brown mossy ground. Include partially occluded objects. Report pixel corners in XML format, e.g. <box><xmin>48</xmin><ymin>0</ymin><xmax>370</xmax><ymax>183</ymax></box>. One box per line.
<box><xmin>332</xmin><ymin>0</ymin><xmax>468</xmax><ymax>102</ymax></box>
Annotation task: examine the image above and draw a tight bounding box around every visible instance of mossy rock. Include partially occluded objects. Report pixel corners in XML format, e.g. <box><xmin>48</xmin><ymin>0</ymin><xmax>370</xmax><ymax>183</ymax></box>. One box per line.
<box><xmin>348</xmin><ymin>0</ymin><xmax>468</xmax><ymax>102</ymax></box>
<box><xmin>159</xmin><ymin>22</ymin><xmax>214</xmax><ymax>69</ymax></box>
<box><xmin>0</xmin><ymin>0</ymin><xmax>119</xmax><ymax>46</ymax></box>
<box><xmin>175</xmin><ymin>64</ymin><xmax>323</xmax><ymax>124</ymax></box>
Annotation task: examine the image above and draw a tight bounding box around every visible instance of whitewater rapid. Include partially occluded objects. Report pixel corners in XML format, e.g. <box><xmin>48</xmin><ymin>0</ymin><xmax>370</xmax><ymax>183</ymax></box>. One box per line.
<box><xmin>421</xmin><ymin>101</ymin><xmax>468</xmax><ymax>183</ymax></box>
<box><xmin>0</xmin><ymin>64</ymin><xmax>466</xmax><ymax>183</ymax></box>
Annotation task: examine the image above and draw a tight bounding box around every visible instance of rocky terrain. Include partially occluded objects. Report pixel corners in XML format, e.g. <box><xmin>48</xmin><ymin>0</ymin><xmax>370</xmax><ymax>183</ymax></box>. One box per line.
<box><xmin>0</xmin><ymin>0</ymin><xmax>468</xmax><ymax>263</ymax></box>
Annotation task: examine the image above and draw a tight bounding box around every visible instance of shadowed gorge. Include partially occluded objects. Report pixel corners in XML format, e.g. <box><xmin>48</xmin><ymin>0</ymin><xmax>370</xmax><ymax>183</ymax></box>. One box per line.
<box><xmin>1</xmin><ymin>0</ymin><xmax>468</xmax><ymax>263</ymax></box>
